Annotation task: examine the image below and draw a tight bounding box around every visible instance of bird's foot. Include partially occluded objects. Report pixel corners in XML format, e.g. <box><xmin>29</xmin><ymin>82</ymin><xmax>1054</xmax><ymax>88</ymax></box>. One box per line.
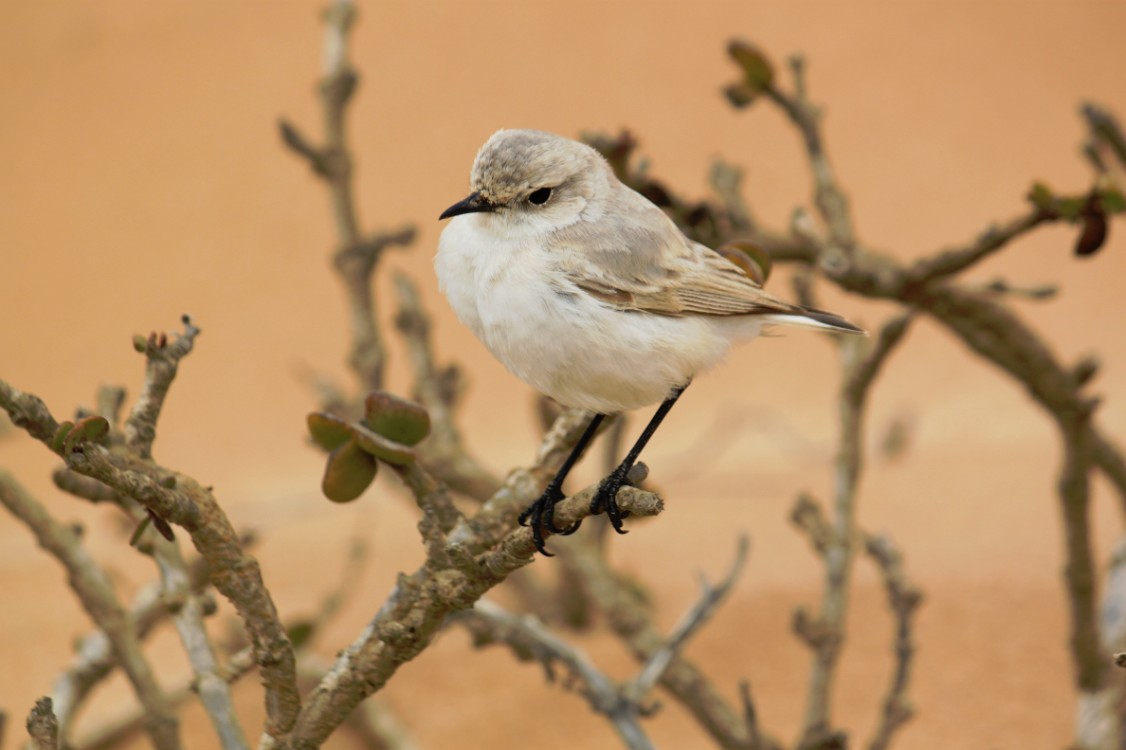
<box><xmin>518</xmin><ymin>481</ymin><xmax>581</xmax><ymax>556</ymax></box>
<box><xmin>590</xmin><ymin>465</ymin><xmax>634</xmax><ymax>535</ymax></box>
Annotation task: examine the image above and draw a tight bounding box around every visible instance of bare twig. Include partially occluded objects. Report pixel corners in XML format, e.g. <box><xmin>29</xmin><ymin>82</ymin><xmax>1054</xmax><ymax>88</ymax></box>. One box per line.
<box><xmin>279</xmin><ymin>0</ymin><xmax>415</xmax><ymax>392</ymax></box>
<box><xmin>903</xmin><ymin>208</ymin><xmax>1052</xmax><ymax>286</ymax></box>
<box><xmin>1082</xmin><ymin>103</ymin><xmax>1126</xmax><ymax>180</ymax></box>
<box><xmin>1059</xmin><ymin>408</ymin><xmax>1103</xmax><ymax>689</ymax></box>
<box><xmin>624</xmin><ymin>536</ymin><xmax>750</xmax><ymax>706</ymax></box>
<box><xmin>0</xmin><ymin>379</ymin><xmax>58</xmax><ymax>446</ymax></box>
<box><xmin>152</xmin><ymin>539</ymin><xmax>248</xmax><ymax>750</ymax></box>
<box><xmin>461</xmin><ymin>531</ymin><xmax>752</xmax><ymax>743</ymax></box>
<box><xmin>863</xmin><ymin>533</ymin><xmax>922</xmax><ymax>750</ymax></box>
<box><xmin>737</xmin><ymin>682</ymin><xmax>781</xmax><ymax>750</ymax></box>
<box><xmin>799</xmin><ymin>314</ymin><xmax>912</xmax><ymax>744</ymax></box>
<box><xmin>51</xmin><ymin>467</ymin><xmax>118</xmax><ymax>504</ymax></box>
<box><xmin>94</xmin><ymin>385</ymin><xmax>127</xmax><ymax>425</ymax></box>
<box><xmin>0</xmin><ymin>473</ymin><xmax>181</xmax><ymax>750</ymax></box>
<box><xmin>26</xmin><ymin>699</ymin><xmax>59</xmax><ymax>750</ymax></box>
<box><xmin>765</xmin><ymin>55</ymin><xmax>855</xmax><ymax>252</ymax></box>
<box><xmin>461</xmin><ymin>599</ymin><xmax>656</xmax><ymax>750</ymax></box>
<box><xmin>791</xmin><ymin>493</ymin><xmax>832</xmax><ymax>557</ymax></box>
<box><xmin>709</xmin><ymin>158</ymin><xmax>756</xmax><ymax>233</ymax></box>
<box><xmin>562</xmin><ymin>534</ymin><xmax>768</xmax><ymax>750</ymax></box>
<box><xmin>124</xmin><ymin>315</ymin><xmax>201</xmax><ymax>458</ymax></box>
<box><xmin>74</xmin><ymin>649</ymin><xmax>254</xmax><ymax>750</ymax></box>
<box><xmin>50</xmin><ymin>554</ymin><xmax>209</xmax><ymax>743</ymax></box>
<box><xmin>971</xmin><ymin>278</ymin><xmax>1058</xmax><ymax>301</ymax></box>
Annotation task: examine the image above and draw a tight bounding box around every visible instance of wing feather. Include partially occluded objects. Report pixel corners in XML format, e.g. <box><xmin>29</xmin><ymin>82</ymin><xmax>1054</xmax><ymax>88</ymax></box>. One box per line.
<box><xmin>550</xmin><ymin>186</ymin><xmax>802</xmax><ymax>318</ymax></box>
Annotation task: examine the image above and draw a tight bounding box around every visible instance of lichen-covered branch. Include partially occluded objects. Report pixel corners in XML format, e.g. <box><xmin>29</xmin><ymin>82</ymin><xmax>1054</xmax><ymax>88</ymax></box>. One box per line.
<box><xmin>295</xmin><ymin>655</ymin><xmax>417</xmax><ymax>750</ymax></box>
<box><xmin>61</xmin><ymin>446</ymin><xmax>300</xmax><ymax>741</ymax></box>
<box><xmin>0</xmin><ymin>379</ymin><xmax>58</xmax><ymax>447</ymax></box>
<box><xmin>0</xmin><ymin>378</ymin><xmax>300</xmax><ymax>743</ymax></box>
<box><xmin>281</xmin><ymin>467</ymin><xmax>662</xmax><ymax>748</ymax></box>
<box><xmin>0</xmin><ymin>473</ymin><xmax>181</xmax><ymax>750</ymax></box>
<box><xmin>124</xmin><ymin>315</ymin><xmax>201</xmax><ymax>458</ymax></box>
<box><xmin>385</xmin><ymin>459</ymin><xmax>466</xmax><ymax>558</ymax></box>
<box><xmin>26</xmin><ymin>698</ymin><xmax>59</xmax><ymax>750</ymax></box>
<box><xmin>50</xmin><ymin>554</ymin><xmax>208</xmax><ymax>744</ymax></box>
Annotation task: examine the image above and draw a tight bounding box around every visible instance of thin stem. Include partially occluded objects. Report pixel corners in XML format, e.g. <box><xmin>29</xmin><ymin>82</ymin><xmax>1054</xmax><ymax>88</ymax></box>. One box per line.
<box><xmin>0</xmin><ymin>473</ymin><xmax>181</xmax><ymax>750</ymax></box>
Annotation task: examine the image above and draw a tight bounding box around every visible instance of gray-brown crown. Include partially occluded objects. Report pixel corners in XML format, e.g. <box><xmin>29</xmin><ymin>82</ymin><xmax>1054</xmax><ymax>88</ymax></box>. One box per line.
<box><xmin>469</xmin><ymin>129</ymin><xmax>600</xmax><ymax>205</ymax></box>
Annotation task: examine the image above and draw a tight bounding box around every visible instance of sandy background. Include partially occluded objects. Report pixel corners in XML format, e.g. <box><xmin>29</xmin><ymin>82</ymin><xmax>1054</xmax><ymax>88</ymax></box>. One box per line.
<box><xmin>3</xmin><ymin>1</ymin><xmax>1126</xmax><ymax>748</ymax></box>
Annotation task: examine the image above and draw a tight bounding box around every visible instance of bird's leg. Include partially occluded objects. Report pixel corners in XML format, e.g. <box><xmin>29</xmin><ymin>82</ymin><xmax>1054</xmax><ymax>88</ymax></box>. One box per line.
<box><xmin>592</xmin><ymin>383</ymin><xmax>689</xmax><ymax>534</ymax></box>
<box><xmin>519</xmin><ymin>412</ymin><xmax>606</xmax><ymax>555</ymax></box>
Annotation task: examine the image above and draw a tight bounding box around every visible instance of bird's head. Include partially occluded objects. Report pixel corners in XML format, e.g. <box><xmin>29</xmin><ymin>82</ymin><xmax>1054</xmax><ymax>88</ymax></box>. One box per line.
<box><xmin>439</xmin><ymin>129</ymin><xmax>609</xmax><ymax>232</ymax></box>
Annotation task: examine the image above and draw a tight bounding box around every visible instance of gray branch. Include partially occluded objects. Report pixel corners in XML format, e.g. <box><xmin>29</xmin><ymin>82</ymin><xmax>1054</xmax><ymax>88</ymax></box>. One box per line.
<box><xmin>0</xmin><ymin>473</ymin><xmax>181</xmax><ymax>750</ymax></box>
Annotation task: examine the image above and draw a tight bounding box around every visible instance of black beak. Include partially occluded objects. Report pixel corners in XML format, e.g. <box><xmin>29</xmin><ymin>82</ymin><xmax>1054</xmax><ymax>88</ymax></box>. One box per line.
<box><xmin>439</xmin><ymin>192</ymin><xmax>495</xmax><ymax>220</ymax></box>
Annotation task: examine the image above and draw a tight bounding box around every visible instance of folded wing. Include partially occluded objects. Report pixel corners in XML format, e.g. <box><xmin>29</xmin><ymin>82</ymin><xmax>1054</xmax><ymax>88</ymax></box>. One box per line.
<box><xmin>549</xmin><ymin>189</ymin><xmax>863</xmax><ymax>334</ymax></box>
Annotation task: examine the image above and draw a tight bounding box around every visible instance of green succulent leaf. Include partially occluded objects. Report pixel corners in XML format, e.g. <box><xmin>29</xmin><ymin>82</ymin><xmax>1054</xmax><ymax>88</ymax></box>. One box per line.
<box><xmin>321</xmin><ymin>439</ymin><xmax>378</xmax><ymax>503</ymax></box>
<box><xmin>1055</xmin><ymin>196</ymin><xmax>1087</xmax><ymax>221</ymax></box>
<box><xmin>307</xmin><ymin>412</ymin><xmax>354</xmax><ymax>452</ymax></box>
<box><xmin>351</xmin><ymin>423</ymin><xmax>416</xmax><ymax>466</ymax></box>
<box><xmin>1101</xmin><ymin>187</ymin><xmax>1126</xmax><ymax>214</ymax></box>
<box><xmin>287</xmin><ymin>619</ymin><xmax>316</xmax><ymax>650</ymax></box>
<box><xmin>63</xmin><ymin>416</ymin><xmax>110</xmax><ymax>454</ymax></box>
<box><xmin>722</xmin><ymin>82</ymin><xmax>757</xmax><ymax>109</ymax></box>
<box><xmin>362</xmin><ymin>391</ymin><xmax>431</xmax><ymax>446</ymax></box>
<box><xmin>52</xmin><ymin>421</ymin><xmax>75</xmax><ymax>454</ymax></box>
<box><xmin>1027</xmin><ymin>181</ymin><xmax>1055</xmax><ymax>211</ymax></box>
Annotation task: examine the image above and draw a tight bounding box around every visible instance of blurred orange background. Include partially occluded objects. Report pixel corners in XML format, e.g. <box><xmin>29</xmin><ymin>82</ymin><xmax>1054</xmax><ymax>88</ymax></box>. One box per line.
<box><xmin>3</xmin><ymin>2</ymin><xmax>1126</xmax><ymax>748</ymax></box>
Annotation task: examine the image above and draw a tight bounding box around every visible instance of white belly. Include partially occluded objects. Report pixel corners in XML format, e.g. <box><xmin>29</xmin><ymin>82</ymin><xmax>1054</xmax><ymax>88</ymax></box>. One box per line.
<box><xmin>437</xmin><ymin>217</ymin><xmax>745</xmax><ymax>413</ymax></box>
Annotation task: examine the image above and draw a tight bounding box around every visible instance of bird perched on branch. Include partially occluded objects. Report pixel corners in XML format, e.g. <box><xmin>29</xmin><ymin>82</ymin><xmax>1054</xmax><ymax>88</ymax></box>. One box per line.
<box><xmin>437</xmin><ymin>129</ymin><xmax>863</xmax><ymax>554</ymax></box>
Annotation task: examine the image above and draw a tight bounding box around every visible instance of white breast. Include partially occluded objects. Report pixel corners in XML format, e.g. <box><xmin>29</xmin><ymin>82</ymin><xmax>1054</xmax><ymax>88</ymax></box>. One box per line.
<box><xmin>437</xmin><ymin>215</ymin><xmax>742</xmax><ymax>413</ymax></box>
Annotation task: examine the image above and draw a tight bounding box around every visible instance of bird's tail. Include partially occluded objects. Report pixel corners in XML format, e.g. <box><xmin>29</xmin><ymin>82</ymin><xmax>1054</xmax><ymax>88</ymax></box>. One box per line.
<box><xmin>761</xmin><ymin>306</ymin><xmax>867</xmax><ymax>335</ymax></box>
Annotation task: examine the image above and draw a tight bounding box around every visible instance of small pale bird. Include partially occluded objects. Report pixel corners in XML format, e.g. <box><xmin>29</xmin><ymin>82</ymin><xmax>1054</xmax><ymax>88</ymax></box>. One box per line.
<box><xmin>437</xmin><ymin>129</ymin><xmax>863</xmax><ymax>554</ymax></box>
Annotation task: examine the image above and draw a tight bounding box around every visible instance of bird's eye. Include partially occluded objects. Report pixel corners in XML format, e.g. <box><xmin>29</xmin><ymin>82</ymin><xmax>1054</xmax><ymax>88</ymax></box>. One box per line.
<box><xmin>528</xmin><ymin>187</ymin><xmax>552</xmax><ymax>205</ymax></box>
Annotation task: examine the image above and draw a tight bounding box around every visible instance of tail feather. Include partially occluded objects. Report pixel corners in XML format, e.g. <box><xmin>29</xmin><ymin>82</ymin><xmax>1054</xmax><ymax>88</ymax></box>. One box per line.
<box><xmin>762</xmin><ymin>306</ymin><xmax>867</xmax><ymax>335</ymax></box>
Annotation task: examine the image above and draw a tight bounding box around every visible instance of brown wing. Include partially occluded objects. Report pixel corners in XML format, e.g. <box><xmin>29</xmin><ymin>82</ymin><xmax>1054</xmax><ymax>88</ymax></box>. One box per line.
<box><xmin>549</xmin><ymin>187</ymin><xmax>802</xmax><ymax>318</ymax></box>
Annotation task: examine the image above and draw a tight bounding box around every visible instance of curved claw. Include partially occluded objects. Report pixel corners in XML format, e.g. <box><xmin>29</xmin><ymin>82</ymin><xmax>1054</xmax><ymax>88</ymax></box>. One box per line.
<box><xmin>520</xmin><ymin>482</ymin><xmax>575</xmax><ymax>555</ymax></box>
<box><xmin>527</xmin><ymin>499</ymin><xmax>553</xmax><ymax>556</ymax></box>
<box><xmin>592</xmin><ymin>470</ymin><xmax>632</xmax><ymax>535</ymax></box>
